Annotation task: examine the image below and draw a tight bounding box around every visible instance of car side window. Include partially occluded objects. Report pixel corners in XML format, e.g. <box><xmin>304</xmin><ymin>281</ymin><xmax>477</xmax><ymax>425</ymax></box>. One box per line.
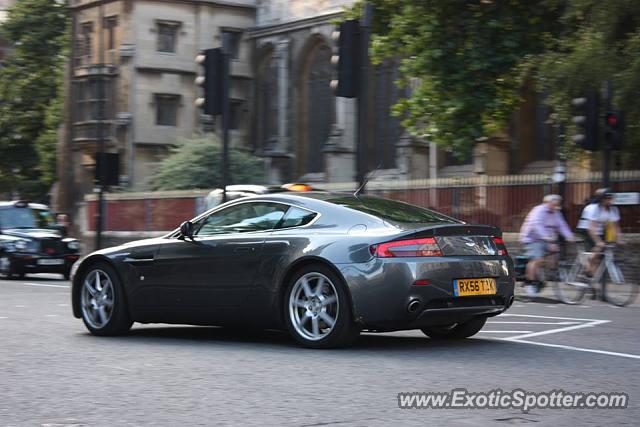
<box><xmin>196</xmin><ymin>202</ymin><xmax>289</xmax><ymax>236</ymax></box>
<box><xmin>275</xmin><ymin>206</ymin><xmax>317</xmax><ymax>229</ymax></box>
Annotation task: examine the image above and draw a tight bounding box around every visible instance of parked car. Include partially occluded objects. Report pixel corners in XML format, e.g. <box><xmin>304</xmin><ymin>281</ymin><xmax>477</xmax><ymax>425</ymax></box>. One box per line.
<box><xmin>71</xmin><ymin>192</ymin><xmax>515</xmax><ymax>348</ymax></box>
<box><xmin>0</xmin><ymin>201</ymin><xmax>80</xmax><ymax>279</ymax></box>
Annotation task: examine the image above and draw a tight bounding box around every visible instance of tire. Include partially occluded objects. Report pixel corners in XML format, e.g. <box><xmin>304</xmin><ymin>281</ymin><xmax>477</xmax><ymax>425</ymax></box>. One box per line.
<box><xmin>78</xmin><ymin>262</ymin><xmax>132</xmax><ymax>336</ymax></box>
<box><xmin>554</xmin><ymin>258</ymin><xmax>589</xmax><ymax>305</ymax></box>
<box><xmin>284</xmin><ymin>264</ymin><xmax>360</xmax><ymax>349</ymax></box>
<box><xmin>421</xmin><ymin>316</ymin><xmax>487</xmax><ymax>340</ymax></box>
<box><xmin>0</xmin><ymin>255</ymin><xmax>19</xmax><ymax>279</ymax></box>
<box><xmin>602</xmin><ymin>261</ymin><xmax>639</xmax><ymax>307</ymax></box>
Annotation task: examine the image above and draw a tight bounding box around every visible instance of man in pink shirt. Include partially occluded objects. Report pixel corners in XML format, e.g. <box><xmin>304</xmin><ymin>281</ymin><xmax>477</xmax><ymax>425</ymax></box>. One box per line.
<box><xmin>520</xmin><ymin>195</ymin><xmax>575</xmax><ymax>296</ymax></box>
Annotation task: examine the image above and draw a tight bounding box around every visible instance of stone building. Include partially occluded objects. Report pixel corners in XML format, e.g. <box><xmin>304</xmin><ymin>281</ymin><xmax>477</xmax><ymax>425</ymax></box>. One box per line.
<box><xmin>248</xmin><ymin>0</ymin><xmax>562</xmax><ymax>184</ymax></box>
<box><xmin>65</xmin><ymin>0</ymin><xmax>255</xmax><ymax>196</ymax></box>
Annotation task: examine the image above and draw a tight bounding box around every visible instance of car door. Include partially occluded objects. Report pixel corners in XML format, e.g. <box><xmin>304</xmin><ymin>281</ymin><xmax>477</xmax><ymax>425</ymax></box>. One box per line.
<box><xmin>151</xmin><ymin>201</ymin><xmax>290</xmax><ymax>320</ymax></box>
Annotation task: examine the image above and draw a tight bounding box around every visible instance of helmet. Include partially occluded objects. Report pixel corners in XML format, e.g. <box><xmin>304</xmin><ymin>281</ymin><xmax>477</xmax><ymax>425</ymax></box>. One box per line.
<box><xmin>594</xmin><ymin>188</ymin><xmax>613</xmax><ymax>201</ymax></box>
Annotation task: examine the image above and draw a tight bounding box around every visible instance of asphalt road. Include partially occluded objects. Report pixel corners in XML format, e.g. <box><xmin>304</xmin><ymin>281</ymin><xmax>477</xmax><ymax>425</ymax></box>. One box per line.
<box><xmin>1</xmin><ymin>274</ymin><xmax>638</xmax><ymax>426</ymax></box>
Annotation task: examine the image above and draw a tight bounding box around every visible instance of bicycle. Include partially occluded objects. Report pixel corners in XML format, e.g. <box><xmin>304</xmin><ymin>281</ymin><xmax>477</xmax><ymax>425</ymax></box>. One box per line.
<box><xmin>556</xmin><ymin>243</ymin><xmax>638</xmax><ymax>307</ymax></box>
<box><xmin>514</xmin><ymin>241</ymin><xmax>567</xmax><ymax>299</ymax></box>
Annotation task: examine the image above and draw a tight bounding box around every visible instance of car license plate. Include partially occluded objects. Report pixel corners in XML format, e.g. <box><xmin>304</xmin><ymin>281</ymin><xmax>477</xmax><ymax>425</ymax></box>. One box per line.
<box><xmin>454</xmin><ymin>278</ymin><xmax>496</xmax><ymax>296</ymax></box>
<box><xmin>37</xmin><ymin>258</ymin><xmax>64</xmax><ymax>266</ymax></box>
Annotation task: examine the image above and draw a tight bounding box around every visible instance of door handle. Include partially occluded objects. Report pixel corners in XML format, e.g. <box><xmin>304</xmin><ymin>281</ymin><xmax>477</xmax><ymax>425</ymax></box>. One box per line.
<box><xmin>234</xmin><ymin>247</ymin><xmax>253</xmax><ymax>253</ymax></box>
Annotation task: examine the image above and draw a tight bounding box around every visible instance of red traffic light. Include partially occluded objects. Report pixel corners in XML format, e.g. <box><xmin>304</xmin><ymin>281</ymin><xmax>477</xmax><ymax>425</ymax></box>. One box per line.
<box><xmin>606</xmin><ymin>112</ymin><xmax>619</xmax><ymax>129</ymax></box>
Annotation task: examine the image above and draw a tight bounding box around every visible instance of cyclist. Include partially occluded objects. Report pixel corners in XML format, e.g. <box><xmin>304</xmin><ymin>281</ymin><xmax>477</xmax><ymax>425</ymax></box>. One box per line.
<box><xmin>520</xmin><ymin>194</ymin><xmax>575</xmax><ymax>296</ymax></box>
<box><xmin>576</xmin><ymin>188</ymin><xmax>623</xmax><ymax>275</ymax></box>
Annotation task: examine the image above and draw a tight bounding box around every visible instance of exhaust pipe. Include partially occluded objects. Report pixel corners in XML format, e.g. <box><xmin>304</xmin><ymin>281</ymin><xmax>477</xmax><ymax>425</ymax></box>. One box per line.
<box><xmin>407</xmin><ymin>299</ymin><xmax>421</xmax><ymax>314</ymax></box>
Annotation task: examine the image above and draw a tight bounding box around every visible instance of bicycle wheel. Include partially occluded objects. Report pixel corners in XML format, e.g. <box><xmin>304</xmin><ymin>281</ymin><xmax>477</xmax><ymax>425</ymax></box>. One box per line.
<box><xmin>554</xmin><ymin>257</ymin><xmax>589</xmax><ymax>305</ymax></box>
<box><xmin>602</xmin><ymin>260</ymin><xmax>639</xmax><ymax>307</ymax></box>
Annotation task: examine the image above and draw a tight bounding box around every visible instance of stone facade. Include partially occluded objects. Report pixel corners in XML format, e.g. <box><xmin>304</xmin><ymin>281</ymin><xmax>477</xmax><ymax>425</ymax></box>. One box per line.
<box><xmin>64</xmin><ymin>0</ymin><xmax>255</xmax><ymax>197</ymax></box>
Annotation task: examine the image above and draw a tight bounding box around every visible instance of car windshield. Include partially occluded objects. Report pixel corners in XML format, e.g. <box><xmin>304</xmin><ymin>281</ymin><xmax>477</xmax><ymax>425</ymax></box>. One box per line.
<box><xmin>0</xmin><ymin>206</ymin><xmax>56</xmax><ymax>229</ymax></box>
<box><xmin>327</xmin><ymin>196</ymin><xmax>458</xmax><ymax>224</ymax></box>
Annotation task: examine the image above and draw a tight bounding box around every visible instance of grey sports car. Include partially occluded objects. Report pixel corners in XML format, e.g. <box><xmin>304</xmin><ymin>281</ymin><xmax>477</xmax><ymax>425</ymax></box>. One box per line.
<box><xmin>71</xmin><ymin>192</ymin><xmax>515</xmax><ymax>348</ymax></box>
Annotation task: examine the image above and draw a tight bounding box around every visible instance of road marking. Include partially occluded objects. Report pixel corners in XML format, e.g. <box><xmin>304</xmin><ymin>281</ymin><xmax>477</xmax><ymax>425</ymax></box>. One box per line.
<box><xmin>544</xmin><ymin>305</ymin><xmax>558</xmax><ymax>308</ymax></box>
<box><xmin>478</xmin><ymin>330</ymin><xmax>532</xmax><ymax>334</ymax></box>
<box><xmin>21</xmin><ymin>282</ymin><xmax>69</xmax><ymax>289</ymax></box>
<box><xmin>489</xmin><ymin>313</ymin><xmax>640</xmax><ymax>359</ymax></box>
<box><xmin>508</xmin><ymin>339</ymin><xmax>640</xmax><ymax>360</ymax></box>
<box><xmin>499</xmin><ymin>314</ymin><xmax>609</xmax><ymax>340</ymax></box>
<box><xmin>0</xmin><ymin>317</ymin><xmax>7</xmax><ymax>319</ymax></box>
<box><xmin>15</xmin><ymin>305</ymin><xmax>25</xmax><ymax>308</ymax></box>
<box><xmin>57</xmin><ymin>303</ymin><xmax>69</xmax><ymax>307</ymax></box>
<box><xmin>45</xmin><ymin>314</ymin><xmax>58</xmax><ymax>317</ymax></box>
<box><xmin>487</xmin><ymin>321</ymin><xmax>580</xmax><ymax>325</ymax></box>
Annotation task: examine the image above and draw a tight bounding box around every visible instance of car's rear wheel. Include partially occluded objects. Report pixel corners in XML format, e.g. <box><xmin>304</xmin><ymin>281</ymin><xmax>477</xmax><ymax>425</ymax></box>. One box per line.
<box><xmin>0</xmin><ymin>255</ymin><xmax>22</xmax><ymax>279</ymax></box>
<box><xmin>421</xmin><ymin>316</ymin><xmax>487</xmax><ymax>339</ymax></box>
<box><xmin>285</xmin><ymin>264</ymin><xmax>360</xmax><ymax>348</ymax></box>
<box><xmin>79</xmin><ymin>263</ymin><xmax>132</xmax><ymax>336</ymax></box>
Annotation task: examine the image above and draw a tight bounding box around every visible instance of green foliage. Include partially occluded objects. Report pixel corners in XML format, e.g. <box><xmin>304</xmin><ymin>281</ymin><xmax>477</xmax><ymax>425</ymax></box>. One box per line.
<box><xmin>0</xmin><ymin>0</ymin><xmax>69</xmax><ymax>200</ymax></box>
<box><xmin>152</xmin><ymin>137</ymin><xmax>265</xmax><ymax>191</ymax></box>
<box><xmin>349</xmin><ymin>0</ymin><xmax>640</xmax><ymax>164</ymax></box>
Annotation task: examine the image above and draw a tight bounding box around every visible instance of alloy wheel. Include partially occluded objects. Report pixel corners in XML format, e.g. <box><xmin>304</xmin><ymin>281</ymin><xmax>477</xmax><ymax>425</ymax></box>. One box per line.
<box><xmin>80</xmin><ymin>269</ymin><xmax>115</xmax><ymax>329</ymax></box>
<box><xmin>288</xmin><ymin>272</ymin><xmax>339</xmax><ymax>341</ymax></box>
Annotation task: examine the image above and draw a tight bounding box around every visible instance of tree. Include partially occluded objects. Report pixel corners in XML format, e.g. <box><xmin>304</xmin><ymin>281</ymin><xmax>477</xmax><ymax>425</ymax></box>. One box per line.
<box><xmin>152</xmin><ymin>137</ymin><xmax>265</xmax><ymax>191</ymax></box>
<box><xmin>0</xmin><ymin>0</ymin><xmax>69</xmax><ymax>200</ymax></box>
<box><xmin>349</xmin><ymin>0</ymin><xmax>640</xmax><ymax>165</ymax></box>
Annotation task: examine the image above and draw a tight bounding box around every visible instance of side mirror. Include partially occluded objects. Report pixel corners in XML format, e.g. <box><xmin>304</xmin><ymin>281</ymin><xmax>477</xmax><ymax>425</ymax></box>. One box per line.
<box><xmin>179</xmin><ymin>221</ymin><xmax>194</xmax><ymax>240</ymax></box>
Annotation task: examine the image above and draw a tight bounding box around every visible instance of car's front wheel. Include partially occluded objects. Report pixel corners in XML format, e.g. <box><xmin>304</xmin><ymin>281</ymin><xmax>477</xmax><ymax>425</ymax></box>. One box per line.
<box><xmin>79</xmin><ymin>262</ymin><xmax>132</xmax><ymax>336</ymax></box>
<box><xmin>421</xmin><ymin>316</ymin><xmax>487</xmax><ymax>339</ymax></box>
<box><xmin>285</xmin><ymin>264</ymin><xmax>360</xmax><ymax>348</ymax></box>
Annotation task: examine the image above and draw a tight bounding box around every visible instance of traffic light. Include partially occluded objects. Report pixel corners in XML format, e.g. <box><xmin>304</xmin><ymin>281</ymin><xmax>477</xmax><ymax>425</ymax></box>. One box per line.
<box><xmin>571</xmin><ymin>93</ymin><xmax>599</xmax><ymax>151</ymax></box>
<box><xmin>95</xmin><ymin>152</ymin><xmax>120</xmax><ymax>187</ymax></box>
<box><xmin>330</xmin><ymin>20</ymin><xmax>360</xmax><ymax>98</ymax></box>
<box><xmin>605</xmin><ymin>111</ymin><xmax>624</xmax><ymax>150</ymax></box>
<box><xmin>195</xmin><ymin>48</ymin><xmax>224</xmax><ymax>116</ymax></box>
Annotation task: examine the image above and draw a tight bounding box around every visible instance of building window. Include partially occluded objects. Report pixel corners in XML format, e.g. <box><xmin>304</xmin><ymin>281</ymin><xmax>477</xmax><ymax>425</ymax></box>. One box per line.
<box><xmin>222</xmin><ymin>30</ymin><xmax>242</xmax><ymax>59</ymax></box>
<box><xmin>155</xmin><ymin>94</ymin><xmax>180</xmax><ymax>126</ymax></box>
<box><xmin>157</xmin><ymin>21</ymin><xmax>179</xmax><ymax>53</ymax></box>
<box><xmin>80</xmin><ymin>22</ymin><xmax>93</xmax><ymax>61</ymax></box>
<box><xmin>104</xmin><ymin>16</ymin><xmax>118</xmax><ymax>50</ymax></box>
<box><xmin>229</xmin><ymin>100</ymin><xmax>243</xmax><ymax>130</ymax></box>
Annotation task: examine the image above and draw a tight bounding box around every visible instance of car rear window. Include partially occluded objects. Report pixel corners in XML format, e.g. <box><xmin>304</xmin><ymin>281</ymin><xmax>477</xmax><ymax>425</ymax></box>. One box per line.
<box><xmin>327</xmin><ymin>196</ymin><xmax>458</xmax><ymax>224</ymax></box>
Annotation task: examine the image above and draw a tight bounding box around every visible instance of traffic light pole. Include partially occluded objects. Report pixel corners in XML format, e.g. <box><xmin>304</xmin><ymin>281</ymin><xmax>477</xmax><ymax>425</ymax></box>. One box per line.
<box><xmin>603</xmin><ymin>80</ymin><xmax>613</xmax><ymax>188</ymax></box>
<box><xmin>95</xmin><ymin>1</ymin><xmax>106</xmax><ymax>251</ymax></box>
<box><xmin>356</xmin><ymin>3</ymin><xmax>373</xmax><ymax>191</ymax></box>
<box><xmin>221</xmin><ymin>34</ymin><xmax>231</xmax><ymax>203</ymax></box>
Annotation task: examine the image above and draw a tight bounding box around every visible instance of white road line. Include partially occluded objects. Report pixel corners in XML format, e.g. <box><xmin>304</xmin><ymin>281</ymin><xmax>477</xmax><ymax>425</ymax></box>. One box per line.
<box><xmin>500</xmin><ymin>313</ymin><xmax>600</xmax><ymax>321</ymax></box>
<box><xmin>544</xmin><ymin>305</ymin><xmax>558</xmax><ymax>308</ymax></box>
<box><xmin>15</xmin><ymin>305</ymin><xmax>25</xmax><ymax>308</ymax></box>
<box><xmin>505</xmin><ymin>320</ymin><xmax>609</xmax><ymax>340</ymax></box>
<box><xmin>509</xmin><ymin>339</ymin><xmax>640</xmax><ymax>360</ymax></box>
<box><xmin>478</xmin><ymin>330</ymin><xmax>533</xmax><ymax>334</ymax></box>
<box><xmin>487</xmin><ymin>321</ymin><xmax>580</xmax><ymax>325</ymax></box>
<box><xmin>0</xmin><ymin>317</ymin><xmax>7</xmax><ymax>319</ymax></box>
<box><xmin>56</xmin><ymin>303</ymin><xmax>69</xmax><ymax>307</ymax></box>
<box><xmin>45</xmin><ymin>314</ymin><xmax>58</xmax><ymax>317</ymax></box>
<box><xmin>20</xmin><ymin>282</ymin><xmax>69</xmax><ymax>289</ymax></box>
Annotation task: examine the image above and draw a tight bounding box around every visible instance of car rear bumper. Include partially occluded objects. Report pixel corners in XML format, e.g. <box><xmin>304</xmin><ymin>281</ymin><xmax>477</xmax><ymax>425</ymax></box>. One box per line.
<box><xmin>338</xmin><ymin>256</ymin><xmax>515</xmax><ymax>331</ymax></box>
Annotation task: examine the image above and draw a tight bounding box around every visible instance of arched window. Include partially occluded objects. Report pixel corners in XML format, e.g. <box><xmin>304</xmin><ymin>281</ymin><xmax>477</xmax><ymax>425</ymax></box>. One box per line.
<box><xmin>368</xmin><ymin>59</ymin><xmax>401</xmax><ymax>170</ymax></box>
<box><xmin>256</xmin><ymin>49</ymin><xmax>278</xmax><ymax>152</ymax></box>
<box><xmin>301</xmin><ymin>42</ymin><xmax>334</xmax><ymax>174</ymax></box>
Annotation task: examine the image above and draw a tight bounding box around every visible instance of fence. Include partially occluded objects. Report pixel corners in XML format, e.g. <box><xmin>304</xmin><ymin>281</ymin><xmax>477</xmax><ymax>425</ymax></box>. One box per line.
<box><xmin>83</xmin><ymin>171</ymin><xmax>640</xmax><ymax>234</ymax></box>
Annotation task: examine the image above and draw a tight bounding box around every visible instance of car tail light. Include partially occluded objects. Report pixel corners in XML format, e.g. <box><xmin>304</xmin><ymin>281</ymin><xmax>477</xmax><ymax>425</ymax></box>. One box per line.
<box><xmin>372</xmin><ymin>238</ymin><xmax>443</xmax><ymax>258</ymax></box>
<box><xmin>493</xmin><ymin>236</ymin><xmax>508</xmax><ymax>256</ymax></box>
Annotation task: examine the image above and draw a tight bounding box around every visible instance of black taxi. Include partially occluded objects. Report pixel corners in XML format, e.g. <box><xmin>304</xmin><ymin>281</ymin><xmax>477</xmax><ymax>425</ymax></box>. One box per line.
<box><xmin>0</xmin><ymin>201</ymin><xmax>80</xmax><ymax>279</ymax></box>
